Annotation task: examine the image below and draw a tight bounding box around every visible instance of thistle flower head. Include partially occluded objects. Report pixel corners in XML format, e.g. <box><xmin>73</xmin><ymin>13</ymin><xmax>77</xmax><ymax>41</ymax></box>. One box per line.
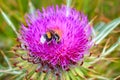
<box><xmin>15</xmin><ymin>5</ymin><xmax>92</xmax><ymax>77</ymax></box>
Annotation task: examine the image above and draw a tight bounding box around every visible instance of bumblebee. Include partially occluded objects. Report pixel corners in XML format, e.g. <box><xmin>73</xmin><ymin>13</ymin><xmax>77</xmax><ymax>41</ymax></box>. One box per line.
<box><xmin>53</xmin><ymin>33</ymin><xmax>60</xmax><ymax>43</ymax></box>
<box><xmin>40</xmin><ymin>30</ymin><xmax>60</xmax><ymax>44</ymax></box>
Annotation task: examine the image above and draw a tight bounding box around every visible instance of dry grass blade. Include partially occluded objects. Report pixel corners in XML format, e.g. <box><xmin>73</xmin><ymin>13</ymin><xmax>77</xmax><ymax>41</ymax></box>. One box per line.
<box><xmin>0</xmin><ymin>50</ymin><xmax>12</xmax><ymax>70</ymax></box>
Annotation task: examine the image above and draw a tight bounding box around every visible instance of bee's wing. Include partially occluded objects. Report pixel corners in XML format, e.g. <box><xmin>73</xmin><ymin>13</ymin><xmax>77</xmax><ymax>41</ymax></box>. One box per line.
<box><xmin>40</xmin><ymin>35</ymin><xmax>46</xmax><ymax>44</ymax></box>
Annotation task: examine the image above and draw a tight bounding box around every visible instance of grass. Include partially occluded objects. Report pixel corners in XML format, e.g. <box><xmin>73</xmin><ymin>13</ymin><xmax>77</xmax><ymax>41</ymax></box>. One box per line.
<box><xmin>0</xmin><ymin>0</ymin><xmax>120</xmax><ymax>80</ymax></box>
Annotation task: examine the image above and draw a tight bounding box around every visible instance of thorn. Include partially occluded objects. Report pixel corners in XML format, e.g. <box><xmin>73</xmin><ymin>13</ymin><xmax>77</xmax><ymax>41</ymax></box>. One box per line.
<box><xmin>42</xmin><ymin>70</ymin><xmax>46</xmax><ymax>73</ymax></box>
<box><xmin>35</xmin><ymin>66</ymin><xmax>41</xmax><ymax>73</ymax></box>
<box><xmin>65</xmin><ymin>67</ymin><xmax>70</xmax><ymax>71</ymax></box>
<box><xmin>55</xmin><ymin>69</ymin><xmax>61</xmax><ymax>77</ymax></box>
<box><xmin>12</xmin><ymin>48</ymin><xmax>17</xmax><ymax>52</ymax></box>
<box><xmin>16</xmin><ymin>54</ymin><xmax>20</xmax><ymax>57</ymax></box>
<box><xmin>84</xmin><ymin>75</ymin><xmax>89</xmax><ymax>78</ymax></box>
<box><xmin>28</xmin><ymin>53</ymin><xmax>34</xmax><ymax>57</ymax></box>
<box><xmin>33</xmin><ymin>58</ymin><xmax>41</xmax><ymax>64</ymax></box>
<box><xmin>14</xmin><ymin>53</ymin><xmax>20</xmax><ymax>57</ymax></box>
<box><xmin>16</xmin><ymin>38</ymin><xmax>20</xmax><ymax>42</ymax></box>
<box><xmin>80</xmin><ymin>61</ymin><xmax>84</xmax><ymax>66</ymax></box>
<box><xmin>12</xmin><ymin>54</ymin><xmax>20</xmax><ymax>58</ymax></box>
<box><xmin>49</xmin><ymin>65</ymin><xmax>54</xmax><ymax>70</ymax></box>
<box><xmin>13</xmin><ymin>62</ymin><xmax>19</xmax><ymax>67</ymax></box>
<box><xmin>55</xmin><ymin>72</ymin><xmax>59</xmax><ymax>76</ymax></box>
<box><xmin>21</xmin><ymin>55</ymin><xmax>28</xmax><ymax>60</ymax></box>
<box><xmin>33</xmin><ymin>61</ymin><xmax>41</xmax><ymax>64</ymax></box>
<box><xmin>88</xmin><ymin>66</ymin><xmax>94</xmax><ymax>69</ymax></box>
<box><xmin>28</xmin><ymin>58</ymin><xmax>33</xmax><ymax>62</ymax></box>
<box><xmin>19</xmin><ymin>66</ymin><xmax>23</xmax><ymax>69</ymax></box>
<box><xmin>35</xmin><ymin>69</ymin><xmax>40</xmax><ymax>73</ymax></box>
<box><xmin>71</xmin><ymin>61</ymin><xmax>77</xmax><ymax>65</ymax></box>
<box><xmin>97</xmin><ymin>54</ymin><xmax>100</xmax><ymax>58</ymax></box>
<box><xmin>21</xmin><ymin>43</ymin><xmax>27</xmax><ymax>50</ymax></box>
<box><xmin>24</xmin><ymin>45</ymin><xmax>27</xmax><ymax>49</ymax></box>
<box><xmin>16</xmin><ymin>44</ymin><xmax>21</xmax><ymax>48</ymax></box>
<box><xmin>89</xmin><ymin>52</ymin><xmax>92</xmax><ymax>57</ymax></box>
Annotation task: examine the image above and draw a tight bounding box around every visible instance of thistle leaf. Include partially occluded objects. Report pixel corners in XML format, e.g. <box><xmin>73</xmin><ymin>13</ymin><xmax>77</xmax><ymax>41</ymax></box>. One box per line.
<box><xmin>38</xmin><ymin>73</ymin><xmax>46</xmax><ymax>80</ymax></box>
<box><xmin>74</xmin><ymin>67</ymin><xmax>84</xmax><ymax>78</ymax></box>
<box><xmin>16</xmin><ymin>73</ymin><xmax>25</xmax><ymax>80</ymax></box>
<box><xmin>65</xmin><ymin>72</ymin><xmax>70</xmax><ymax>80</ymax></box>
<box><xmin>94</xmin><ymin>22</ymin><xmax>106</xmax><ymax>32</ymax></box>
<box><xmin>93</xmin><ymin>18</ymin><xmax>120</xmax><ymax>44</ymax></box>
<box><xmin>101</xmin><ymin>37</ymin><xmax>120</xmax><ymax>57</ymax></box>
<box><xmin>68</xmin><ymin>71</ymin><xmax>76</xmax><ymax>80</ymax></box>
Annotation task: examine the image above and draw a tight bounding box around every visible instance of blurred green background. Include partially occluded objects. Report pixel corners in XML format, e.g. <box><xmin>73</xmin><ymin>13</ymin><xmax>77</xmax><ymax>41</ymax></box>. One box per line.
<box><xmin>0</xmin><ymin>0</ymin><xmax>120</xmax><ymax>80</ymax></box>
